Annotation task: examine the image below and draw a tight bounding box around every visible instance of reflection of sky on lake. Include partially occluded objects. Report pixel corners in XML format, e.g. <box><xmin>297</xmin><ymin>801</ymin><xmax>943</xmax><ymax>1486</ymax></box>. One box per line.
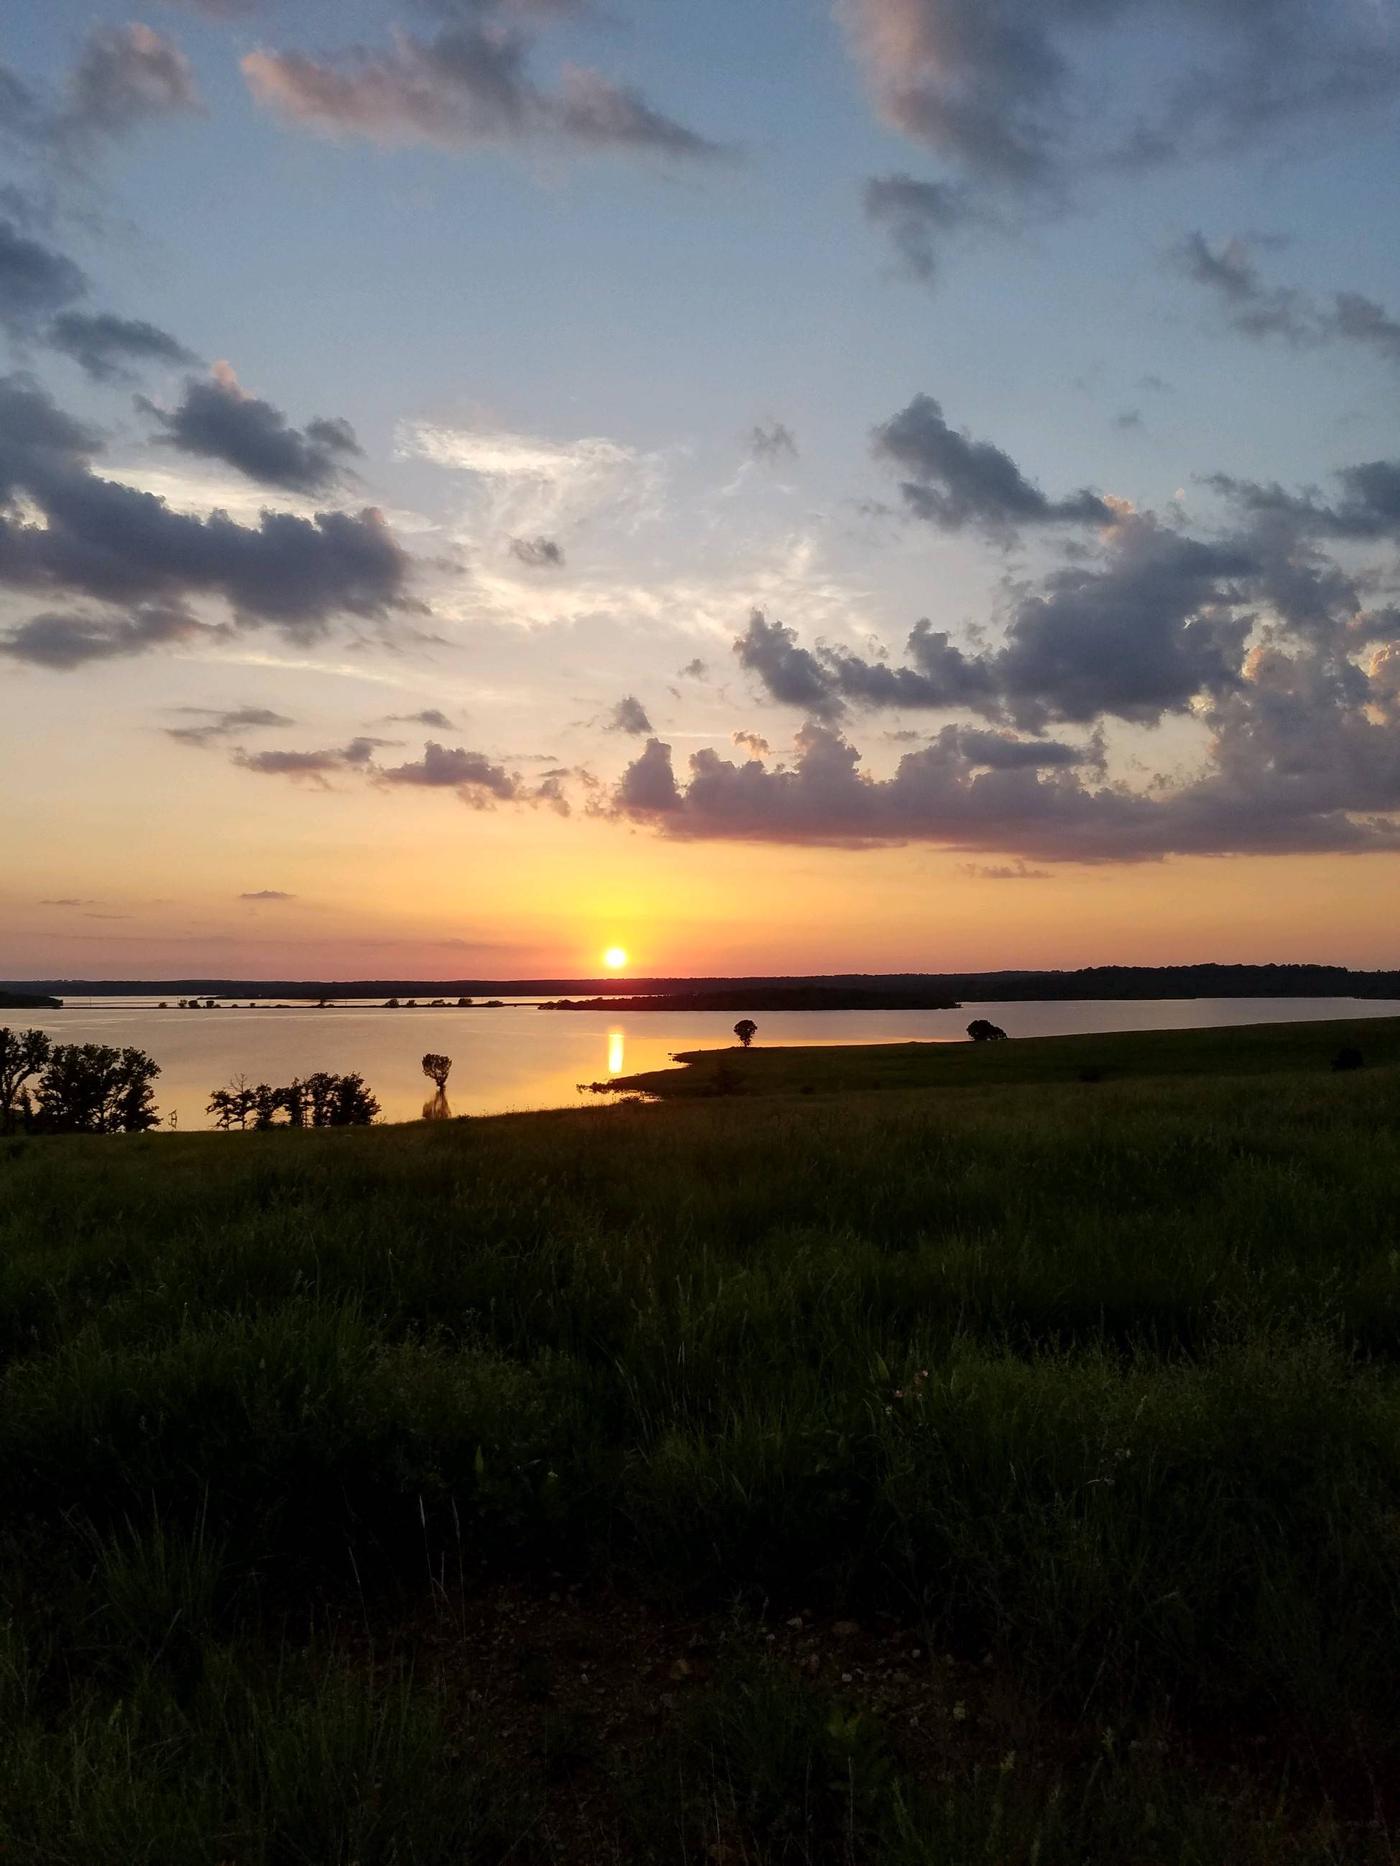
<box><xmin>16</xmin><ymin>998</ymin><xmax>1400</xmax><ymax>1132</ymax></box>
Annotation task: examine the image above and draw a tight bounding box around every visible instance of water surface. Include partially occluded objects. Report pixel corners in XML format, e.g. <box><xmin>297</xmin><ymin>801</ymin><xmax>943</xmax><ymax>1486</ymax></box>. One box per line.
<box><xmin>15</xmin><ymin>995</ymin><xmax>1400</xmax><ymax>1130</ymax></box>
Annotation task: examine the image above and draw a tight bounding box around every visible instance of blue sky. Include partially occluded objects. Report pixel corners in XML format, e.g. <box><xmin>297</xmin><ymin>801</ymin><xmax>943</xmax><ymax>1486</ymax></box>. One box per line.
<box><xmin>3</xmin><ymin>0</ymin><xmax>1400</xmax><ymax>975</ymax></box>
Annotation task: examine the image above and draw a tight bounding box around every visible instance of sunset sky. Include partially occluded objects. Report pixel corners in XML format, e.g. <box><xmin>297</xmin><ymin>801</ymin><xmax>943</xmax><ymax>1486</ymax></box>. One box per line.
<box><xmin>3</xmin><ymin>0</ymin><xmax>1400</xmax><ymax>978</ymax></box>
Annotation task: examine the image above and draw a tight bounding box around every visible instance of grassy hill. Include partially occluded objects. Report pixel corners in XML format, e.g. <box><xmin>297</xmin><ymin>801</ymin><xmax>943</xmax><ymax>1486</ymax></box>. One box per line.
<box><xmin>3</xmin><ymin>1023</ymin><xmax>1400</xmax><ymax>1860</ymax></box>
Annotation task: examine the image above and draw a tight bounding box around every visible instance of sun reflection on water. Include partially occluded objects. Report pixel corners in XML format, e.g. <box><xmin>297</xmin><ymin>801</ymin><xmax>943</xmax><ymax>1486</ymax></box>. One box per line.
<box><xmin>607</xmin><ymin>1028</ymin><xmax>625</xmax><ymax>1076</ymax></box>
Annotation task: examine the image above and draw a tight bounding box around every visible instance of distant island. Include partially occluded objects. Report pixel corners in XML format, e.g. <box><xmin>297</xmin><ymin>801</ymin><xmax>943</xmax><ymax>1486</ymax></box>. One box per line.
<box><xmin>0</xmin><ymin>989</ymin><xmax>60</xmax><ymax>1010</ymax></box>
<box><xmin>7</xmin><ymin>964</ymin><xmax>1400</xmax><ymax>1004</ymax></box>
<box><xmin>540</xmin><ymin>987</ymin><xmax>961</xmax><ymax>1012</ymax></box>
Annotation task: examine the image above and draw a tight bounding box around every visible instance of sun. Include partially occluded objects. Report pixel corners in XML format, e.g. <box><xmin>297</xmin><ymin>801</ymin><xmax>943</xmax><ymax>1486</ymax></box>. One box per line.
<box><xmin>603</xmin><ymin>946</ymin><xmax>628</xmax><ymax>971</ymax></box>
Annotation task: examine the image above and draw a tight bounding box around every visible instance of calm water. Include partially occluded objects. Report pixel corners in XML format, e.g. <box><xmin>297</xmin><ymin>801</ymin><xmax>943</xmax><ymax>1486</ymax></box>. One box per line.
<box><xmin>14</xmin><ymin>995</ymin><xmax>1400</xmax><ymax>1130</ymax></box>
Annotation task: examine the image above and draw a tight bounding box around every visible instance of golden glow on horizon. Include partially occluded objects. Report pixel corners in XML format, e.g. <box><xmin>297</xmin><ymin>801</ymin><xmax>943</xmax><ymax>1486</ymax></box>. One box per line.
<box><xmin>604</xmin><ymin>946</ymin><xmax>628</xmax><ymax>971</ymax></box>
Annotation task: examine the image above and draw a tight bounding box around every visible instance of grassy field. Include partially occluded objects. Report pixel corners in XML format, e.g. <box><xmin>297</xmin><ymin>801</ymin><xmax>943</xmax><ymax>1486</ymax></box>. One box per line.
<box><xmin>3</xmin><ymin>1018</ymin><xmax>1400</xmax><ymax>1860</ymax></box>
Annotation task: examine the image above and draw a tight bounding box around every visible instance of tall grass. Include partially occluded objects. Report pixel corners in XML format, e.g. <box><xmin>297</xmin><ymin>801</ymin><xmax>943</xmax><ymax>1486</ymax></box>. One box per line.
<box><xmin>2</xmin><ymin>1049</ymin><xmax>1400</xmax><ymax>1854</ymax></box>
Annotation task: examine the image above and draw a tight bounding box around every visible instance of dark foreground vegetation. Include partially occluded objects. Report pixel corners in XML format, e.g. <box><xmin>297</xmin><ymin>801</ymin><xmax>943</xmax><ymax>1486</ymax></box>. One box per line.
<box><xmin>3</xmin><ymin>1021</ymin><xmax>1400</xmax><ymax>1859</ymax></box>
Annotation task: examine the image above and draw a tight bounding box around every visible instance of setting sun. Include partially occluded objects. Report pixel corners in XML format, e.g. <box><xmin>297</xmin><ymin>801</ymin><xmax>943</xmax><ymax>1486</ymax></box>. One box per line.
<box><xmin>604</xmin><ymin>946</ymin><xmax>628</xmax><ymax>971</ymax></box>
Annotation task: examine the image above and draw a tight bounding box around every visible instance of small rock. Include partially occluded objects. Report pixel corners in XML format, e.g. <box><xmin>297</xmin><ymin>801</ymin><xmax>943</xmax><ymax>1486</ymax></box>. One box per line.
<box><xmin>832</xmin><ymin>1620</ymin><xmax>860</xmax><ymax>1640</ymax></box>
<box><xmin>786</xmin><ymin>1616</ymin><xmax>804</xmax><ymax>1630</ymax></box>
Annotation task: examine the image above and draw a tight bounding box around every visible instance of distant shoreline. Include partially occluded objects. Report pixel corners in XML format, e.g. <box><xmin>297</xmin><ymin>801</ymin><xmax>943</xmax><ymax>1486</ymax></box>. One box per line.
<box><xmin>7</xmin><ymin>963</ymin><xmax>1400</xmax><ymax>1006</ymax></box>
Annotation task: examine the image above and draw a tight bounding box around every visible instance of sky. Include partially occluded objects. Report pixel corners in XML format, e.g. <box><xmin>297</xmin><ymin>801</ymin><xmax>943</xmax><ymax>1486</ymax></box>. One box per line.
<box><xmin>2</xmin><ymin>0</ymin><xmax>1400</xmax><ymax>979</ymax></box>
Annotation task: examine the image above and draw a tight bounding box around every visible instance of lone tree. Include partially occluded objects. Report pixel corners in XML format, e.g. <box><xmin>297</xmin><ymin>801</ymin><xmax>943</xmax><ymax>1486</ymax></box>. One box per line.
<box><xmin>0</xmin><ymin>1026</ymin><xmax>52</xmax><ymax>1131</ymax></box>
<box><xmin>734</xmin><ymin>1019</ymin><xmax>758</xmax><ymax>1049</ymax></box>
<box><xmin>967</xmin><ymin>1019</ymin><xmax>1008</xmax><ymax>1043</ymax></box>
<box><xmin>34</xmin><ymin>1043</ymin><xmax>161</xmax><ymax>1133</ymax></box>
<box><xmin>422</xmin><ymin>1053</ymin><xmax>452</xmax><ymax>1091</ymax></box>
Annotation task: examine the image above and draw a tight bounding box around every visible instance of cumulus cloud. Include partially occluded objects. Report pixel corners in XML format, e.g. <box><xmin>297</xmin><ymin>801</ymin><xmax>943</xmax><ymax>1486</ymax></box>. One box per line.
<box><xmin>959</xmin><ymin>860</ymin><xmax>1050</xmax><ymax>879</ymax></box>
<box><xmin>0</xmin><ymin>373</ymin><xmax>411</xmax><ymax>659</ymax></box>
<box><xmin>734</xmin><ymin>609</ymin><xmax>843</xmax><ymax>719</ymax></box>
<box><xmin>165</xmin><ymin>704</ymin><xmax>294</xmax><ymax>746</ymax></box>
<box><xmin>606</xmin><ymin>694</ymin><xmax>653</xmax><ymax>735</ymax></box>
<box><xmin>863</xmin><ymin>173</ymin><xmax>975</xmax><ymax>282</ymax></box>
<box><xmin>873</xmin><ymin>394</ymin><xmax>1111</xmax><ymax>533</ymax></box>
<box><xmin>140</xmin><ymin>363</ymin><xmax>362</xmax><ymax>494</ymax></box>
<box><xmin>1176</xmin><ymin>233</ymin><xmax>1400</xmax><ymax>369</ymax></box>
<box><xmin>242</xmin><ymin>16</ymin><xmax>723</xmax><ymax>162</ymax></box>
<box><xmin>380</xmin><ymin>739</ymin><xmax>519</xmax><ymax>801</ymax></box>
<box><xmin>612</xmin><ymin>711</ymin><xmax>1400</xmax><ymax>863</ymax></box>
<box><xmin>732</xmin><ymin>729</ymin><xmax>770</xmax><ymax>757</ymax></box>
<box><xmin>509</xmin><ymin>533</ymin><xmax>564</xmax><ymax>567</ymax></box>
<box><xmin>1211</xmin><ymin>460</ymin><xmax>1400</xmax><ymax>543</ymax></box>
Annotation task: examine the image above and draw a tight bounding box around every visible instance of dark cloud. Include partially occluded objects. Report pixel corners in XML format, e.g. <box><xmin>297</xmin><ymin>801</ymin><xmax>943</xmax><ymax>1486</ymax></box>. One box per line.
<box><xmin>612</xmin><ymin>710</ymin><xmax>1400</xmax><ymax>862</ymax></box>
<box><xmin>239</xmin><ymin>889</ymin><xmax>295</xmax><ymax>901</ymax></box>
<box><xmin>863</xmin><ymin>173</ymin><xmax>975</xmax><ymax>282</ymax></box>
<box><xmin>734</xmin><ymin>610</ymin><xmax>843</xmax><ymax>719</ymax></box>
<box><xmin>64</xmin><ymin>23</ymin><xmax>203</xmax><ymax>144</ymax></box>
<box><xmin>1177</xmin><ymin>234</ymin><xmax>1400</xmax><ymax>368</ymax></box>
<box><xmin>0</xmin><ymin>604</ymin><xmax>212</xmax><ymax>669</ymax></box>
<box><xmin>748</xmin><ymin>421</ymin><xmax>797</xmax><ymax>464</ymax></box>
<box><xmin>509</xmin><ymin>534</ymin><xmax>564</xmax><ymax>567</ymax></box>
<box><xmin>233</xmin><ymin>737</ymin><xmax>386</xmax><ymax>784</ymax></box>
<box><xmin>678</xmin><ymin>657</ymin><xmax>708</xmax><ymax>679</ymax></box>
<box><xmin>1211</xmin><ymin>461</ymin><xmax>1400</xmax><ymax>543</ymax></box>
<box><xmin>873</xmin><ymin>394</ymin><xmax>1111</xmax><ymax>533</ymax></box>
<box><xmin>242</xmin><ymin>19</ymin><xmax>723</xmax><ymax>160</ymax></box>
<box><xmin>0</xmin><ymin>217</ymin><xmax>86</xmax><ymax>332</ymax></box>
<box><xmin>49</xmin><ymin>312</ymin><xmax>197</xmax><ymax>385</ymax></box>
<box><xmin>0</xmin><ymin>373</ymin><xmax>411</xmax><ymax>651</ymax></box>
<box><xmin>606</xmin><ymin>694</ymin><xmax>653</xmax><ymax>735</ymax></box>
<box><xmin>140</xmin><ymin>365</ymin><xmax>361</xmax><ymax>494</ymax></box>
<box><xmin>165</xmin><ymin>704</ymin><xmax>295</xmax><ymax>746</ymax></box>
<box><xmin>839</xmin><ymin>0</ymin><xmax>1400</xmax><ymax>193</ymax></box>
<box><xmin>386</xmin><ymin>708</ymin><xmax>457</xmax><ymax>729</ymax></box>
<box><xmin>380</xmin><ymin>740</ymin><xmax>520</xmax><ymax>801</ymax></box>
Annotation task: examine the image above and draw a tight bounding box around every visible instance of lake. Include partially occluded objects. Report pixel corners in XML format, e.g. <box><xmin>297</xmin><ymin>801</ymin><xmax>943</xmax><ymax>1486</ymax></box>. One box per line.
<box><xmin>13</xmin><ymin>995</ymin><xmax>1400</xmax><ymax>1129</ymax></box>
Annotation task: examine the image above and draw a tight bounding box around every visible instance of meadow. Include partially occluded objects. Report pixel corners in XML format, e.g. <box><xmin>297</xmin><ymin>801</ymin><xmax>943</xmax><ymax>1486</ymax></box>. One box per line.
<box><xmin>2</xmin><ymin>1016</ymin><xmax>1400</xmax><ymax>1862</ymax></box>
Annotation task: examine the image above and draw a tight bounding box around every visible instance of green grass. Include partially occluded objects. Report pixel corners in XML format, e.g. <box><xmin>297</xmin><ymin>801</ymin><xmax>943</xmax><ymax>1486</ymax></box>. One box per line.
<box><xmin>3</xmin><ymin>1020</ymin><xmax>1400</xmax><ymax>1858</ymax></box>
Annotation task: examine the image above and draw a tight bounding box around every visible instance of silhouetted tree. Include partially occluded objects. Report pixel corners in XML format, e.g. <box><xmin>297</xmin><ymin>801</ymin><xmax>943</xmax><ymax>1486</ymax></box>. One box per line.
<box><xmin>422</xmin><ymin>1053</ymin><xmax>452</xmax><ymax>1091</ymax></box>
<box><xmin>207</xmin><ymin>1077</ymin><xmax>257</xmax><ymax>1129</ymax></box>
<box><xmin>967</xmin><ymin>1019</ymin><xmax>1008</xmax><ymax>1043</ymax></box>
<box><xmin>734</xmin><ymin>1019</ymin><xmax>758</xmax><ymax>1048</ymax></box>
<box><xmin>456</xmin><ymin>997</ymin><xmax>472</xmax><ymax>1008</ymax></box>
<box><xmin>1</xmin><ymin>1027</ymin><xmax>52</xmax><ymax>1132</ymax></box>
<box><xmin>1332</xmin><ymin>1046</ymin><xmax>1365</xmax><ymax>1072</ymax></box>
<box><xmin>385</xmin><ymin>997</ymin><xmax>401</xmax><ymax>1008</ymax></box>
<box><xmin>34</xmin><ymin>1043</ymin><xmax>160</xmax><ymax>1134</ymax></box>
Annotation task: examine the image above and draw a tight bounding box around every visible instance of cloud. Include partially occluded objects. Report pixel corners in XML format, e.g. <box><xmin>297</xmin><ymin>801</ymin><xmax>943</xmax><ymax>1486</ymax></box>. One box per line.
<box><xmin>386</xmin><ymin>708</ymin><xmax>457</xmax><ymax>729</ymax></box>
<box><xmin>749</xmin><ymin>421</ymin><xmax>797</xmax><ymax>464</ymax></box>
<box><xmin>232</xmin><ymin>737</ymin><xmax>387</xmax><ymax>785</ymax></box>
<box><xmin>863</xmin><ymin>173</ymin><xmax>975</xmax><ymax>282</ymax></box>
<box><xmin>242</xmin><ymin>18</ymin><xmax>723</xmax><ymax>162</ymax></box>
<box><xmin>1176</xmin><ymin>234</ymin><xmax>1400</xmax><ymax>371</ymax></box>
<box><xmin>734</xmin><ymin>609</ymin><xmax>843</xmax><ymax>718</ymax></box>
<box><xmin>959</xmin><ymin>860</ymin><xmax>1050</xmax><ymax>879</ymax></box>
<box><xmin>837</xmin><ymin>0</ymin><xmax>1400</xmax><ymax>194</ymax></box>
<box><xmin>1211</xmin><ymin>461</ymin><xmax>1400</xmax><ymax>543</ymax></box>
<box><xmin>165</xmin><ymin>704</ymin><xmax>295</xmax><ymax>746</ymax></box>
<box><xmin>509</xmin><ymin>533</ymin><xmax>564</xmax><ymax>567</ymax></box>
<box><xmin>0</xmin><ymin>604</ymin><xmax>213</xmax><ymax>669</ymax></box>
<box><xmin>612</xmin><ymin>710</ymin><xmax>1400</xmax><ymax>863</ymax></box>
<box><xmin>49</xmin><ymin>312</ymin><xmax>197</xmax><ymax>385</ymax></box>
<box><xmin>606</xmin><ymin>694</ymin><xmax>653</xmax><ymax>735</ymax></box>
<box><xmin>732</xmin><ymin>729</ymin><xmax>770</xmax><ymax>757</ymax></box>
<box><xmin>238</xmin><ymin>889</ymin><xmax>295</xmax><ymax>901</ymax></box>
<box><xmin>0</xmin><ymin>216</ymin><xmax>86</xmax><ymax>332</ymax></box>
<box><xmin>159</xmin><ymin>0</ymin><xmax>261</xmax><ymax>16</ymax></box>
<box><xmin>379</xmin><ymin>739</ymin><xmax>519</xmax><ymax>801</ymax></box>
<box><xmin>0</xmin><ymin>373</ymin><xmax>411</xmax><ymax>660</ymax></box>
<box><xmin>873</xmin><ymin>394</ymin><xmax>1111</xmax><ymax>533</ymax></box>
<box><xmin>678</xmin><ymin>658</ymin><xmax>708</xmax><ymax>679</ymax></box>
<box><xmin>64</xmin><ymin>23</ymin><xmax>202</xmax><ymax>146</ymax></box>
<box><xmin>140</xmin><ymin>363</ymin><xmax>362</xmax><ymax>494</ymax></box>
